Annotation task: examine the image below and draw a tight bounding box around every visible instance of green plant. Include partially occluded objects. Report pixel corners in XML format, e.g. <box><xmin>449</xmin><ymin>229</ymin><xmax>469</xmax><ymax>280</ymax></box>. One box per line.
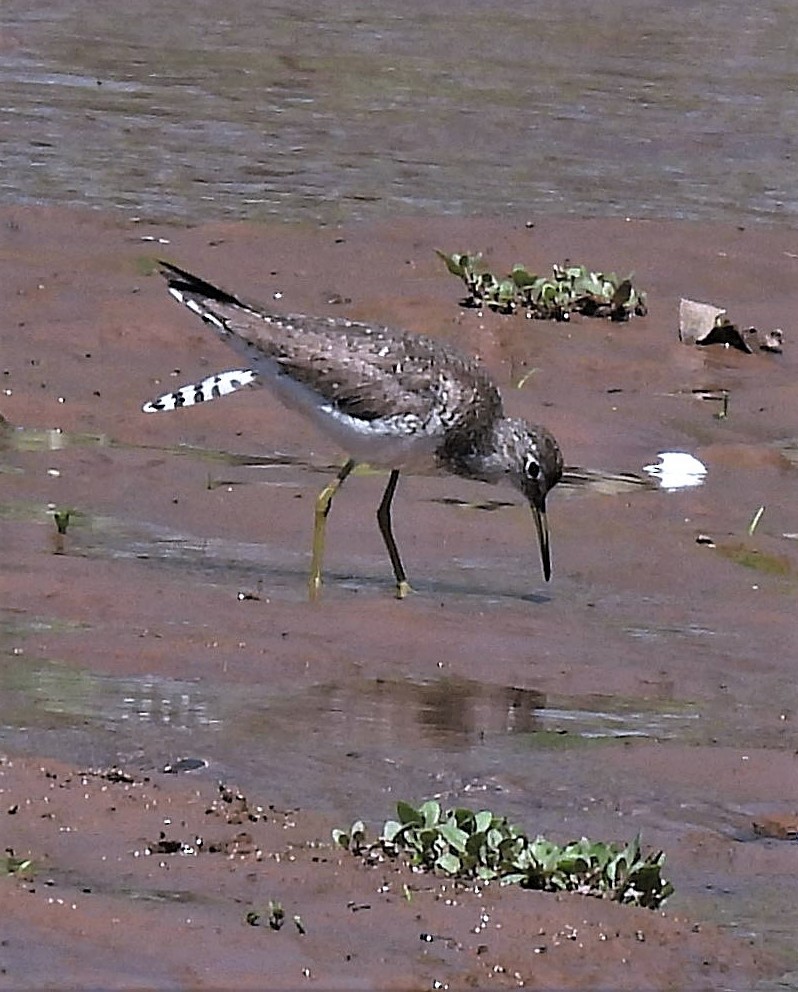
<box><xmin>334</xmin><ymin>800</ymin><xmax>672</xmax><ymax>910</ymax></box>
<box><xmin>3</xmin><ymin>853</ymin><xmax>34</xmax><ymax>877</ymax></box>
<box><xmin>245</xmin><ymin>899</ymin><xmax>287</xmax><ymax>930</ymax></box>
<box><xmin>436</xmin><ymin>251</ymin><xmax>647</xmax><ymax>322</ymax></box>
<box><xmin>53</xmin><ymin>508</ymin><xmax>72</xmax><ymax>535</ymax></box>
<box><xmin>267</xmin><ymin>899</ymin><xmax>285</xmax><ymax>930</ymax></box>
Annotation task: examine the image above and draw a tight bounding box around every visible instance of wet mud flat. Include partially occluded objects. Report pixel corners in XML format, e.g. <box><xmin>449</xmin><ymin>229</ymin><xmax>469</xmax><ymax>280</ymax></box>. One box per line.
<box><xmin>2</xmin><ymin>206</ymin><xmax>798</xmax><ymax>988</ymax></box>
<box><xmin>0</xmin><ymin>753</ymin><xmax>773</xmax><ymax>991</ymax></box>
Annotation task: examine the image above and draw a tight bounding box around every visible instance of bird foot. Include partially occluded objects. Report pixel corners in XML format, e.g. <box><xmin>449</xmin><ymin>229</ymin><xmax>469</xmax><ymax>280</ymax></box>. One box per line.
<box><xmin>395</xmin><ymin>580</ymin><xmax>413</xmax><ymax>600</ymax></box>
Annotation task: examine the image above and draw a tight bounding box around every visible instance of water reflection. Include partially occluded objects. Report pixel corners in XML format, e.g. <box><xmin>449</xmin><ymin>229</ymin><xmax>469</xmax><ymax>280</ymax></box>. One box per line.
<box><xmin>0</xmin><ymin>652</ymin><xmax>700</xmax><ymax>755</ymax></box>
<box><xmin>2</xmin><ymin>0</ymin><xmax>798</xmax><ymax>225</ymax></box>
<box><xmin>0</xmin><ymin>659</ymin><xmax>220</xmax><ymax>731</ymax></box>
<box><xmin>0</xmin><ymin>425</ymin><xmax>112</xmax><ymax>452</ymax></box>
<box><xmin>319</xmin><ymin>678</ymin><xmax>546</xmax><ymax>747</ymax></box>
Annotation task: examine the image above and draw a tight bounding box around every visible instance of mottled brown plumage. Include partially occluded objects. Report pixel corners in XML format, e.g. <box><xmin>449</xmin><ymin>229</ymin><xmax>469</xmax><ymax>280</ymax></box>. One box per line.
<box><xmin>152</xmin><ymin>261</ymin><xmax>563</xmax><ymax>596</ymax></box>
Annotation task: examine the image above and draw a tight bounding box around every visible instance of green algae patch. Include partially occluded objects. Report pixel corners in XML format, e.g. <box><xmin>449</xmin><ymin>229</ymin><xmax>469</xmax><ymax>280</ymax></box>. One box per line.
<box><xmin>717</xmin><ymin>542</ymin><xmax>792</xmax><ymax>577</ymax></box>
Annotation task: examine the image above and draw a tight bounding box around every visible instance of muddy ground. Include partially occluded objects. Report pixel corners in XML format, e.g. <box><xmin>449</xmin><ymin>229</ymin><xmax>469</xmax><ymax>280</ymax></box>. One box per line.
<box><xmin>2</xmin><ymin>206</ymin><xmax>798</xmax><ymax>989</ymax></box>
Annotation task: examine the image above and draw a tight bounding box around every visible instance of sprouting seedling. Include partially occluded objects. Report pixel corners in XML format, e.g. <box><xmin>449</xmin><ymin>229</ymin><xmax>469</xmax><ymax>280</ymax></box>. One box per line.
<box><xmin>713</xmin><ymin>391</ymin><xmax>730</xmax><ymax>420</ymax></box>
<box><xmin>748</xmin><ymin>506</ymin><xmax>765</xmax><ymax>536</ymax></box>
<box><xmin>53</xmin><ymin>508</ymin><xmax>72</xmax><ymax>534</ymax></box>
<box><xmin>267</xmin><ymin>900</ymin><xmax>285</xmax><ymax>931</ymax></box>
<box><xmin>245</xmin><ymin>899</ymin><xmax>288</xmax><ymax>930</ymax></box>
<box><xmin>3</xmin><ymin>854</ymin><xmax>33</xmax><ymax>876</ymax></box>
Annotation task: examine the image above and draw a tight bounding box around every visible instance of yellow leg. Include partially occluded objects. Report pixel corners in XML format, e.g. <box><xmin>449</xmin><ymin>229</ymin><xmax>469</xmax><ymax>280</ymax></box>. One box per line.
<box><xmin>377</xmin><ymin>470</ymin><xmax>412</xmax><ymax>599</ymax></box>
<box><xmin>309</xmin><ymin>459</ymin><xmax>356</xmax><ymax>600</ymax></box>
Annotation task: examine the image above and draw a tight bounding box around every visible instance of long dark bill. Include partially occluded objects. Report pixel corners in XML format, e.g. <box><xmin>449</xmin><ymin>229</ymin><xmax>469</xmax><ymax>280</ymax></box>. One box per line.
<box><xmin>530</xmin><ymin>501</ymin><xmax>552</xmax><ymax>582</ymax></box>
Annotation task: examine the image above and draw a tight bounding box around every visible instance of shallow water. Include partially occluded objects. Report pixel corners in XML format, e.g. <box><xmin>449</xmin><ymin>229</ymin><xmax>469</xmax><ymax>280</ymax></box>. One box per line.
<box><xmin>3</xmin><ymin>618</ymin><xmax>798</xmax><ymax>960</ymax></box>
<box><xmin>3</xmin><ymin>205</ymin><xmax>798</xmax><ymax>982</ymax></box>
<box><xmin>3</xmin><ymin>0</ymin><xmax>798</xmax><ymax>225</ymax></box>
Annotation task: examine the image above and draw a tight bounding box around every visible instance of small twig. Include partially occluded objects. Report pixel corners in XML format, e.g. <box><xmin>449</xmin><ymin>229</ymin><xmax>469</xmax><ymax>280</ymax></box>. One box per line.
<box><xmin>713</xmin><ymin>391</ymin><xmax>729</xmax><ymax>420</ymax></box>
<box><xmin>748</xmin><ymin>506</ymin><xmax>765</xmax><ymax>537</ymax></box>
<box><xmin>516</xmin><ymin>368</ymin><xmax>539</xmax><ymax>390</ymax></box>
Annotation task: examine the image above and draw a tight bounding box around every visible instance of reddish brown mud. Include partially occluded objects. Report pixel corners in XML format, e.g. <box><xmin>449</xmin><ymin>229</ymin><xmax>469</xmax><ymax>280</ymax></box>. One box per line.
<box><xmin>0</xmin><ymin>753</ymin><xmax>774</xmax><ymax>991</ymax></box>
<box><xmin>2</xmin><ymin>207</ymin><xmax>798</xmax><ymax>989</ymax></box>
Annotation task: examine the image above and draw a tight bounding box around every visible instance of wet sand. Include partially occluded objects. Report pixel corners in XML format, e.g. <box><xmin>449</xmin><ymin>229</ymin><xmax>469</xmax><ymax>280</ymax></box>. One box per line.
<box><xmin>2</xmin><ymin>206</ymin><xmax>798</xmax><ymax>988</ymax></box>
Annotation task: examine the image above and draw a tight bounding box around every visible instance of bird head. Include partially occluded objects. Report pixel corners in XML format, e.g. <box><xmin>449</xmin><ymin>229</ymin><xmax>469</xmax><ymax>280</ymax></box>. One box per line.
<box><xmin>505</xmin><ymin>420</ymin><xmax>563</xmax><ymax>582</ymax></box>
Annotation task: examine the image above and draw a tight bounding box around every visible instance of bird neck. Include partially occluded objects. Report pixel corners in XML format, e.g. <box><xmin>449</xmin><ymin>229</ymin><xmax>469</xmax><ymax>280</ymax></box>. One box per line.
<box><xmin>439</xmin><ymin>418</ymin><xmax>518</xmax><ymax>485</ymax></box>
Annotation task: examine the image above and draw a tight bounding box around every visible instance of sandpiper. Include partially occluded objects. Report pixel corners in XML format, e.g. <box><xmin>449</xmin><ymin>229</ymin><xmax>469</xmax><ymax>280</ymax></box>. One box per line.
<box><xmin>144</xmin><ymin>261</ymin><xmax>563</xmax><ymax>598</ymax></box>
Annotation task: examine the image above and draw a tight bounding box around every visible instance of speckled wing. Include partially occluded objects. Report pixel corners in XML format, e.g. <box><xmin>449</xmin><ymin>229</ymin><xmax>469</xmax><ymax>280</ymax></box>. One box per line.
<box><xmin>158</xmin><ymin>260</ymin><xmax>503</xmax><ymax>437</ymax></box>
<box><xmin>225</xmin><ymin>309</ymin><xmax>504</xmax><ymax>433</ymax></box>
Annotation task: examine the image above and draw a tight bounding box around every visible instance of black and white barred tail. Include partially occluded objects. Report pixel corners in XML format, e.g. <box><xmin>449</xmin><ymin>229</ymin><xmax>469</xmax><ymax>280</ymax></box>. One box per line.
<box><xmin>160</xmin><ymin>260</ymin><xmax>253</xmax><ymax>329</ymax></box>
<box><xmin>143</xmin><ymin>369</ymin><xmax>259</xmax><ymax>413</ymax></box>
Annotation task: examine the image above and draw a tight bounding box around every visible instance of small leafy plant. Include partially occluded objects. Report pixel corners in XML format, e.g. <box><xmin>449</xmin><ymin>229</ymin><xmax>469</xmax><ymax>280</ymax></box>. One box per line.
<box><xmin>2</xmin><ymin>853</ymin><xmax>34</xmax><ymax>877</ymax></box>
<box><xmin>334</xmin><ymin>800</ymin><xmax>672</xmax><ymax>910</ymax></box>
<box><xmin>245</xmin><ymin>900</ymin><xmax>306</xmax><ymax>934</ymax></box>
<box><xmin>266</xmin><ymin>899</ymin><xmax>285</xmax><ymax>930</ymax></box>
<box><xmin>437</xmin><ymin>251</ymin><xmax>647</xmax><ymax>321</ymax></box>
<box><xmin>53</xmin><ymin>508</ymin><xmax>72</xmax><ymax>535</ymax></box>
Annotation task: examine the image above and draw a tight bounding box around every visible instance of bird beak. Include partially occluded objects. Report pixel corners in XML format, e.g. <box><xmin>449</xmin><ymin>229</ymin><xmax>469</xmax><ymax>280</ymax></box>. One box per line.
<box><xmin>530</xmin><ymin>501</ymin><xmax>552</xmax><ymax>581</ymax></box>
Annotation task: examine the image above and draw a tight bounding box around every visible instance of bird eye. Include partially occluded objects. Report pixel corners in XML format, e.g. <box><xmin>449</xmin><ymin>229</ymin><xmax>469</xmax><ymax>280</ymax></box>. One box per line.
<box><xmin>525</xmin><ymin>455</ymin><xmax>540</xmax><ymax>479</ymax></box>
